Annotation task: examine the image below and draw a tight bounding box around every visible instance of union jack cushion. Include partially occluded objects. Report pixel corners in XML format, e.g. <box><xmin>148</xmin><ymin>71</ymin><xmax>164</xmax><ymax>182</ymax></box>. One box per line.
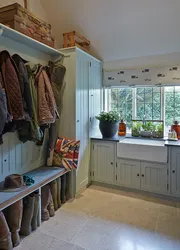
<box><xmin>53</xmin><ymin>138</ymin><xmax>80</xmax><ymax>170</ymax></box>
<box><xmin>72</xmin><ymin>140</ymin><xmax>80</xmax><ymax>169</ymax></box>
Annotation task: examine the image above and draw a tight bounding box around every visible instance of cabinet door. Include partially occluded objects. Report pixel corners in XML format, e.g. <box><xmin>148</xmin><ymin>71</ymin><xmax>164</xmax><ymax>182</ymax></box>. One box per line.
<box><xmin>170</xmin><ymin>147</ymin><xmax>180</xmax><ymax>197</ymax></box>
<box><xmin>116</xmin><ymin>159</ymin><xmax>141</xmax><ymax>189</ymax></box>
<box><xmin>91</xmin><ymin>141</ymin><xmax>115</xmax><ymax>184</ymax></box>
<box><xmin>76</xmin><ymin>54</ymin><xmax>90</xmax><ymax>193</ymax></box>
<box><xmin>89</xmin><ymin>60</ymin><xmax>102</xmax><ymax>136</ymax></box>
<box><xmin>141</xmin><ymin>162</ymin><xmax>168</xmax><ymax>194</ymax></box>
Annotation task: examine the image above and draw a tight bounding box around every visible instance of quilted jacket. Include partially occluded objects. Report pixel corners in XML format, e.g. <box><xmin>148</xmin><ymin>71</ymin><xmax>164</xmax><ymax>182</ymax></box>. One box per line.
<box><xmin>0</xmin><ymin>50</ymin><xmax>24</xmax><ymax>120</ymax></box>
<box><xmin>35</xmin><ymin>66</ymin><xmax>58</xmax><ymax>125</ymax></box>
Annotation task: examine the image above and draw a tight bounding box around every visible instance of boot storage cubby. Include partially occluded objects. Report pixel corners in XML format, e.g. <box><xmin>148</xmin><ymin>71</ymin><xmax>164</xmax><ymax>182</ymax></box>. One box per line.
<box><xmin>0</xmin><ymin>166</ymin><xmax>71</xmax><ymax>249</ymax></box>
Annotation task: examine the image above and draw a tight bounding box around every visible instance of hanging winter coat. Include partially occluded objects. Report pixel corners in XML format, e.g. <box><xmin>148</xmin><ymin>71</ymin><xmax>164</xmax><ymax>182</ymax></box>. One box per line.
<box><xmin>0</xmin><ymin>77</ymin><xmax>8</xmax><ymax>144</ymax></box>
<box><xmin>35</xmin><ymin>66</ymin><xmax>58</xmax><ymax>126</ymax></box>
<box><xmin>12</xmin><ymin>54</ymin><xmax>33</xmax><ymax>121</ymax></box>
<box><xmin>0</xmin><ymin>50</ymin><xmax>24</xmax><ymax>120</ymax></box>
<box><xmin>23</xmin><ymin>63</ymin><xmax>43</xmax><ymax>143</ymax></box>
<box><xmin>48</xmin><ymin>59</ymin><xmax>66</xmax><ymax>115</ymax></box>
<box><xmin>46</xmin><ymin>60</ymin><xmax>66</xmax><ymax>166</ymax></box>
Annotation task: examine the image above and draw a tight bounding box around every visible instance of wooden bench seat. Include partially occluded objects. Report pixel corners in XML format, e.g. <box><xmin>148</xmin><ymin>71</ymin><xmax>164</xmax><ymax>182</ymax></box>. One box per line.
<box><xmin>0</xmin><ymin>166</ymin><xmax>68</xmax><ymax>211</ymax></box>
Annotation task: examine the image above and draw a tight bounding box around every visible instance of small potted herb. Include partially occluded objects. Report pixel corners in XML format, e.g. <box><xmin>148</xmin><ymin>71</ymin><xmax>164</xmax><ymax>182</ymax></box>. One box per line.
<box><xmin>96</xmin><ymin>111</ymin><xmax>120</xmax><ymax>138</ymax></box>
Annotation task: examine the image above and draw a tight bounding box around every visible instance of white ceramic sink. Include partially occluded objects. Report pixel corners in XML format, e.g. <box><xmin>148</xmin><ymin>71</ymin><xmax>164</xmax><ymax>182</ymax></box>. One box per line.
<box><xmin>117</xmin><ymin>138</ymin><xmax>167</xmax><ymax>163</ymax></box>
<box><xmin>119</xmin><ymin>138</ymin><xmax>165</xmax><ymax>146</ymax></box>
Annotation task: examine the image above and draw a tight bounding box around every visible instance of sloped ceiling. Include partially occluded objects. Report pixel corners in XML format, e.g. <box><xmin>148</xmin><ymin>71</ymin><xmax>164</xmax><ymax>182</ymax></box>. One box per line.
<box><xmin>41</xmin><ymin>0</ymin><xmax>180</xmax><ymax>62</ymax></box>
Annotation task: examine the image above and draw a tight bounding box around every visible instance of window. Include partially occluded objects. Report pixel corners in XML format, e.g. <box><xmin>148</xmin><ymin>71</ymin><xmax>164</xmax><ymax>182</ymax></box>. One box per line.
<box><xmin>105</xmin><ymin>86</ymin><xmax>180</xmax><ymax>135</ymax></box>
<box><xmin>136</xmin><ymin>87</ymin><xmax>161</xmax><ymax>120</ymax></box>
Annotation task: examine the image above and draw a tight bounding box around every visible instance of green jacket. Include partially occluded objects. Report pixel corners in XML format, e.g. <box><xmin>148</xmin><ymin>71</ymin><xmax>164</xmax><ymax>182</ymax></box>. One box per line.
<box><xmin>27</xmin><ymin>63</ymin><xmax>43</xmax><ymax>143</ymax></box>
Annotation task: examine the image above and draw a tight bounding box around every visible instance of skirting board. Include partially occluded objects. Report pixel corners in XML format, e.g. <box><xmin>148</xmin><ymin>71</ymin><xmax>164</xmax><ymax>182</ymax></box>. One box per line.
<box><xmin>91</xmin><ymin>181</ymin><xmax>180</xmax><ymax>203</ymax></box>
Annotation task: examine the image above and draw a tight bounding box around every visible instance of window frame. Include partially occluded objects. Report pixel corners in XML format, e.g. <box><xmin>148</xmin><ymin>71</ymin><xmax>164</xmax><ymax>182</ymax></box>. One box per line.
<box><xmin>104</xmin><ymin>87</ymin><xmax>171</xmax><ymax>136</ymax></box>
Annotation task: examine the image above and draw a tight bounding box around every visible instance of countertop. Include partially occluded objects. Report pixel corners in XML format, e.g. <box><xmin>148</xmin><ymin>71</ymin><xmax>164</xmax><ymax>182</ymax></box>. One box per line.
<box><xmin>91</xmin><ymin>134</ymin><xmax>180</xmax><ymax>146</ymax></box>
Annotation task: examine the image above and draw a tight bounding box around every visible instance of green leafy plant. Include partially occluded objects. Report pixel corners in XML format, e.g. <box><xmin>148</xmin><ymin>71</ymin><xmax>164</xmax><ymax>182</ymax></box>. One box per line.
<box><xmin>132</xmin><ymin>122</ymin><xmax>142</xmax><ymax>136</ymax></box>
<box><xmin>142</xmin><ymin>121</ymin><xmax>153</xmax><ymax>131</ymax></box>
<box><xmin>96</xmin><ymin>111</ymin><xmax>120</xmax><ymax>122</ymax></box>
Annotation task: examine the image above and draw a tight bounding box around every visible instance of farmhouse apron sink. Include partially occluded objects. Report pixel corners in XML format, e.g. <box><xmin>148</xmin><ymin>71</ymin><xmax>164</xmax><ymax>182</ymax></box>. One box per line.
<box><xmin>117</xmin><ymin>138</ymin><xmax>167</xmax><ymax>163</ymax></box>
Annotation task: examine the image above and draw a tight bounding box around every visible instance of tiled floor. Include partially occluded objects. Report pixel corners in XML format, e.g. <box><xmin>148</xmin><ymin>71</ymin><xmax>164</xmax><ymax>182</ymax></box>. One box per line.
<box><xmin>16</xmin><ymin>185</ymin><xmax>180</xmax><ymax>250</ymax></box>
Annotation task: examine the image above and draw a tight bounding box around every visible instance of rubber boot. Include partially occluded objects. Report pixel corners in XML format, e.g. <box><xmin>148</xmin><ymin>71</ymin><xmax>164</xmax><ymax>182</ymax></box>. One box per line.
<box><xmin>0</xmin><ymin>211</ymin><xmax>13</xmax><ymax>250</ymax></box>
<box><xmin>47</xmin><ymin>192</ymin><xmax>55</xmax><ymax>217</ymax></box>
<box><xmin>61</xmin><ymin>174</ymin><xmax>67</xmax><ymax>204</ymax></box>
<box><xmin>57</xmin><ymin>177</ymin><xmax>61</xmax><ymax>208</ymax></box>
<box><xmin>41</xmin><ymin>185</ymin><xmax>51</xmax><ymax>221</ymax></box>
<box><xmin>49</xmin><ymin>180</ymin><xmax>58</xmax><ymax>211</ymax></box>
<box><xmin>65</xmin><ymin>172</ymin><xmax>71</xmax><ymax>201</ymax></box>
<box><xmin>20</xmin><ymin>195</ymin><xmax>35</xmax><ymax>236</ymax></box>
<box><xmin>5</xmin><ymin>200</ymin><xmax>23</xmax><ymax>247</ymax></box>
<box><xmin>31</xmin><ymin>191</ymin><xmax>39</xmax><ymax>231</ymax></box>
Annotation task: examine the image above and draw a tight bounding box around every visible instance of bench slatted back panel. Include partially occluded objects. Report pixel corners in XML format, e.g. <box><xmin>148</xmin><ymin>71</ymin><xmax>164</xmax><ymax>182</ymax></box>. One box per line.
<box><xmin>0</xmin><ymin>133</ymin><xmax>47</xmax><ymax>182</ymax></box>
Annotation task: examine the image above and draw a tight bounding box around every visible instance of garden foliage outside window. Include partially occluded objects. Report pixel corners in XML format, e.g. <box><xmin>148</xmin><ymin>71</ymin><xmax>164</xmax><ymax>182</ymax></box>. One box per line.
<box><xmin>105</xmin><ymin>86</ymin><xmax>180</xmax><ymax>135</ymax></box>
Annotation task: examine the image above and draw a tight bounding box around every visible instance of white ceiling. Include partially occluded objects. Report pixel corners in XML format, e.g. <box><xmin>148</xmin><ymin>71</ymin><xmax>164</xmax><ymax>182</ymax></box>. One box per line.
<box><xmin>41</xmin><ymin>0</ymin><xmax>180</xmax><ymax>63</ymax></box>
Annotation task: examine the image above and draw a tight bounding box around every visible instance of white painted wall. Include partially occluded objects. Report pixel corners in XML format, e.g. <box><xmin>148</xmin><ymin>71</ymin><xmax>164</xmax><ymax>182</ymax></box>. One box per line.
<box><xmin>40</xmin><ymin>0</ymin><xmax>180</xmax><ymax>63</ymax></box>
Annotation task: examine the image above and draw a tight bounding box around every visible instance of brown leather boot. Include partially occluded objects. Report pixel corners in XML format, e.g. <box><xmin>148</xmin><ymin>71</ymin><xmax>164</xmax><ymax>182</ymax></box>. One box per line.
<box><xmin>31</xmin><ymin>191</ymin><xmax>39</xmax><ymax>231</ymax></box>
<box><xmin>0</xmin><ymin>211</ymin><xmax>13</xmax><ymax>250</ymax></box>
<box><xmin>57</xmin><ymin>177</ymin><xmax>61</xmax><ymax>208</ymax></box>
<box><xmin>47</xmin><ymin>191</ymin><xmax>55</xmax><ymax>217</ymax></box>
<box><xmin>50</xmin><ymin>180</ymin><xmax>58</xmax><ymax>211</ymax></box>
<box><xmin>41</xmin><ymin>185</ymin><xmax>51</xmax><ymax>221</ymax></box>
<box><xmin>5</xmin><ymin>200</ymin><xmax>23</xmax><ymax>247</ymax></box>
<box><xmin>61</xmin><ymin>174</ymin><xmax>67</xmax><ymax>204</ymax></box>
<box><xmin>20</xmin><ymin>195</ymin><xmax>35</xmax><ymax>236</ymax></box>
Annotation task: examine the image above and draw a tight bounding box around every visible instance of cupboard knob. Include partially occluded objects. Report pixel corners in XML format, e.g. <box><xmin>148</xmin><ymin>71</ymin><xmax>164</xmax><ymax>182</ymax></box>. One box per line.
<box><xmin>172</xmin><ymin>170</ymin><xmax>175</xmax><ymax>173</ymax></box>
<box><xmin>111</xmin><ymin>162</ymin><xmax>113</xmax><ymax>165</ymax></box>
<box><xmin>77</xmin><ymin>120</ymin><xmax>80</xmax><ymax>123</ymax></box>
<box><xmin>142</xmin><ymin>174</ymin><xmax>144</xmax><ymax>177</ymax></box>
<box><xmin>137</xmin><ymin>174</ymin><xmax>140</xmax><ymax>177</ymax></box>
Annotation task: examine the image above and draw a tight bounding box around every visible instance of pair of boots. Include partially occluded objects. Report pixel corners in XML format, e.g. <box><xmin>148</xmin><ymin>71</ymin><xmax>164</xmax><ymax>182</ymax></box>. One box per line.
<box><xmin>49</xmin><ymin>177</ymin><xmax>61</xmax><ymax>211</ymax></box>
<box><xmin>61</xmin><ymin>173</ymin><xmax>71</xmax><ymax>204</ymax></box>
<box><xmin>41</xmin><ymin>185</ymin><xmax>55</xmax><ymax>221</ymax></box>
<box><xmin>20</xmin><ymin>191</ymin><xmax>39</xmax><ymax>236</ymax></box>
<box><xmin>0</xmin><ymin>211</ymin><xmax>13</xmax><ymax>250</ymax></box>
<box><xmin>3</xmin><ymin>200</ymin><xmax>23</xmax><ymax>248</ymax></box>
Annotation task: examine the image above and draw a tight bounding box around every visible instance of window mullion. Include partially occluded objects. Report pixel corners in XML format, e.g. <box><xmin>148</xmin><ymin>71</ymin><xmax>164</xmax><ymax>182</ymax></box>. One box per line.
<box><xmin>132</xmin><ymin>88</ymin><xmax>136</xmax><ymax>119</ymax></box>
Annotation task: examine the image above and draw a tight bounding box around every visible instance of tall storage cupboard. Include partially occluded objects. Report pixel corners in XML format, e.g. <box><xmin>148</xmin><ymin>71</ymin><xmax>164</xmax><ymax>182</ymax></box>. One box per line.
<box><xmin>59</xmin><ymin>47</ymin><xmax>103</xmax><ymax>194</ymax></box>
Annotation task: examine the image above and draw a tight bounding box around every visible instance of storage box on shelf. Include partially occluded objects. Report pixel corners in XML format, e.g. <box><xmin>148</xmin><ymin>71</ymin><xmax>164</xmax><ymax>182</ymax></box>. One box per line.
<box><xmin>63</xmin><ymin>31</ymin><xmax>90</xmax><ymax>53</ymax></box>
<box><xmin>0</xmin><ymin>3</ymin><xmax>55</xmax><ymax>47</ymax></box>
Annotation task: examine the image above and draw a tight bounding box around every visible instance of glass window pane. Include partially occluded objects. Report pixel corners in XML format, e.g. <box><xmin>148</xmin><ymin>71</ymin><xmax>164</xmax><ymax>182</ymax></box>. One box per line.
<box><xmin>153</xmin><ymin>103</ymin><xmax>161</xmax><ymax>120</ymax></box>
<box><xmin>110</xmin><ymin>88</ymin><xmax>133</xmax><ymax>130</ymax></box>
<box><xmin>137</xmin><ymin>88</ymin><xmax>144</xmax><ymax>95</ymax></box>
<box><xmin>145</xmin><ymin>103</ymin><xmax>152</xmax><ymax>119</ymax></box>
<box><xmin>145</xmin><ymin>88</ymin><xmax>152</xmax><ymax>94</ymax></box>
<box><xmin>153</xmin><ymin>92</ymin><xmax>160</xmax><ymax>103</ymax></box>
<box><xmin>175</xmin><ymin>86</ymin><xmax>180</xmax><ymax>92</ymax></box>
<box><xmin>153</xmin><ymin>87</ymin><xmax>161</xmax><ymax>93</ymax></box>
<box><xmin>137</xmin><ymin>104</ymin><xmax>144</xmax><ymax>119</ymax></box>
<box><xmin>175</xmin><ymin>92</ymin><xmax>180</xmax><ymax>104</ymax></box>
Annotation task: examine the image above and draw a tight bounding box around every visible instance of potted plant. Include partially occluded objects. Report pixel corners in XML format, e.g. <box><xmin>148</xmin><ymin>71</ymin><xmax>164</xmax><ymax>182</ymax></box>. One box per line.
<box><xmin>96</xmin><ymin>111</ymin><xmax>120</xmax><ymax>138</ymax></box>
